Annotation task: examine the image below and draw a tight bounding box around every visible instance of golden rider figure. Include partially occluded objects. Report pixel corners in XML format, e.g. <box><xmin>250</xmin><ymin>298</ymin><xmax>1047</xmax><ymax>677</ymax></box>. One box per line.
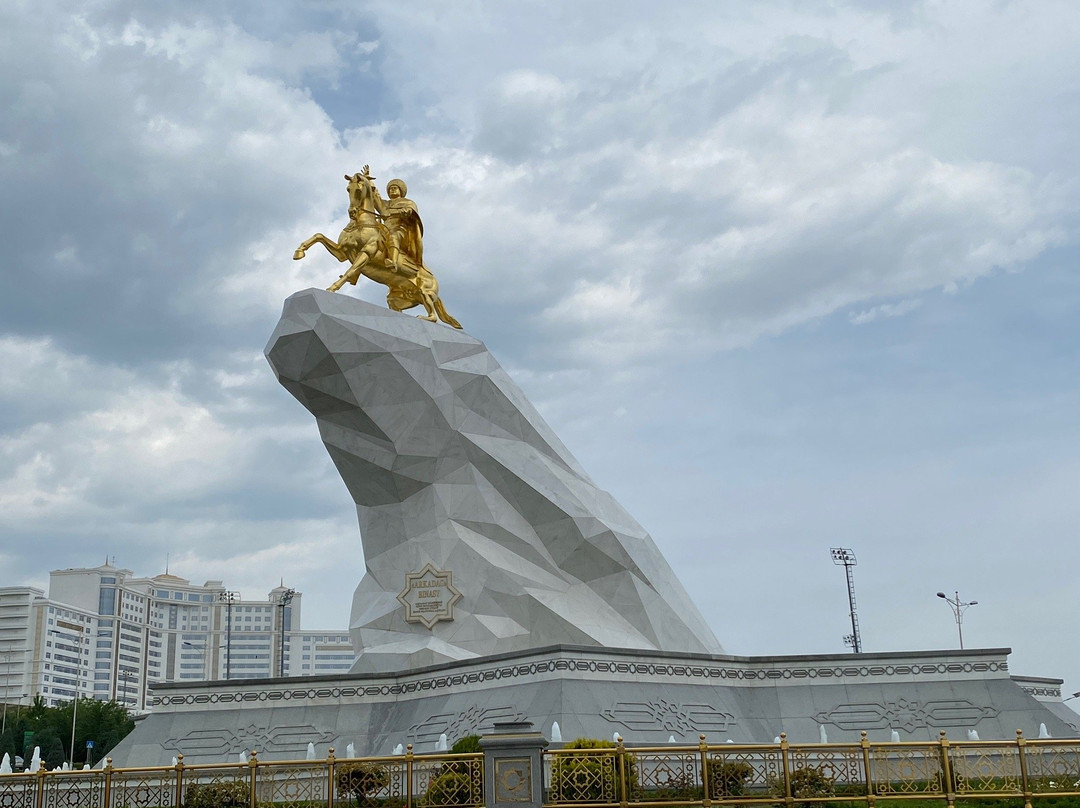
<box><xmin>376</xmin><ymin>179</ymin><xmax>424</xmax><ymax>275</ymax></box>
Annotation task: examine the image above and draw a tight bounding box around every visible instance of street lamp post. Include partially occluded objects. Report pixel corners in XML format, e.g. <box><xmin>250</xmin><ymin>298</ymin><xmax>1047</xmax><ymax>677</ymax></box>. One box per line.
<box><xmin>277</xmin><ymin>588</ymin><xmax>296</xmax><ymax>678</ymax></box>
<box><xmin>182</xmin><ymin>641</ymin><xmax>224</xmax><ymax>680</ymax></box>
<box><xmin>936</xmin><ymin>590</ymin><xmax>978</xmax><ymax>649</ymax></box>
<box><xmin>69</xmin><ymin>629</ymin><xmax>87</xmax><ymax>768</ymax></box>
<box><xmin>218</xmin><ymin>591</ymin><xmax>239</xmax><ymax>680</ymax></box>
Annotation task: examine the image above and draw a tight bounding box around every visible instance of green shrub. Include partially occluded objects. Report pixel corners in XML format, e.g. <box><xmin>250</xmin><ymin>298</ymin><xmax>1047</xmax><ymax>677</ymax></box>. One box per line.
<box><xmin>422</xmin><ymin>770</ymin><xmax>474</xmax><ymax>807</ymax></box>
<box><xmin>337</xmin><ymin>762</ymin><xmax>392</xmax><ymax>806</ymax></box>
<box><xmin>708</xmin><ymin>759</ymin><xmax>754</xmax><ymax>797</ymax></box>
<box><xmin>550</xmin><ymin>738</ymin><xmax>636</xmax><ymax>803</ymax></box>
<box><xmin>788</xmin><ymin>765</ymin><xmax>835</xmax><ymax>808</ymax></box>
<box><xmin>450</xmin><ymin>735</ymin><xmax>482</xmax><ymax>754</ymax></box>
<box><xmin>183</xmin><ymin>779</ymin><xmax>250</xmax><ymax>808</ymax></box>
<box><xmin>439</xmin><ymin>735</ymin><xmax>483</xmax><ymax>781</ymax></box>
<box><xmin>767</xmin><ymin>765</ymin><xmax>836</xmax><ymax>808</ymax></box>
<box><xmin>646</xmin><ymin>765</ymin><xmax>701</xmax><ymax>802</ymax></box>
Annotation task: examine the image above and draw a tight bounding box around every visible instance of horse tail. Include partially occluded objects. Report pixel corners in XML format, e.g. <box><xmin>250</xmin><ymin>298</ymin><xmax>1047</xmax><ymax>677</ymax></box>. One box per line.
<box><xmin>434</xmin><ymin>299</ymin><xmax>462</xmax><ymax>329</ymax></box>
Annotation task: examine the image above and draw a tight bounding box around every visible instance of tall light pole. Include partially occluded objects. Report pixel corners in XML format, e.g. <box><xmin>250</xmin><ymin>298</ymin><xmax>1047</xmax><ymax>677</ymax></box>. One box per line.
<box><xmin>219</xmin><ymin>591</ymin><xmax>239</xmax><ymax>680</ymax></box>
<box><xmin>68</xmin><ymin>628</ymin><xmax>86</xmax><ymax>768</ymax></box>
<box><xmin>937</xmin><ymin>590</ymin><xmax>978</xmax><ymax>649</ymax></box>
<box><xmin>183</xmin><ymin>641</ymin><xmax>223</xmax><ymax>680</ymax></box>
<box><xmin>830</xmin><ymin>548</ymin><xmax>862</xmax><ymax>653</ymax></box>
<box><xmin>277</xmin><ymin>588</ymin><xmax>296</xmax><ymax>678</ymax></box>
<box><xmin>118</xmin><ymin>669</ymin><xmax>135</xmax><ymax>708</ymax></box>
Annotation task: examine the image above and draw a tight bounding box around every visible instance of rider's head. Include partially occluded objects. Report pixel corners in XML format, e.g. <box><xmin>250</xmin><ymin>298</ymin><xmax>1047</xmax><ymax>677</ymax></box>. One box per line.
<box><xmin>387</xmin><ymin>179</ymin><xmax>407</xmax><ymax>199</ymax></box>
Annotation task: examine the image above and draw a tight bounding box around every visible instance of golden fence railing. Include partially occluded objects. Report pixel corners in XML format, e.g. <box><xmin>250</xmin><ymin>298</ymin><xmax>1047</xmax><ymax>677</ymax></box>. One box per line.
<box><xmin>0</xmin><ymin>746</ymin><xmax>485</xmax><ymax>808</ymax></box>
<box><xmin>542</xmin><ymin>732</ymin><xmax>1080</xmax><ymax>808</ymax></box>
<box><xmin>1</xmin><ymin>734</ymin><xmax>1078</xmax><ymax>808</ymax></box>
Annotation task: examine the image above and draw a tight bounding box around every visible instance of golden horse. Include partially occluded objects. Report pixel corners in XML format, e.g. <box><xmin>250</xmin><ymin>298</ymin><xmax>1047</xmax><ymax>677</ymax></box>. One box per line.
<box><xmin>293</xmin><ymin>169</ymin><xmax>462</xmax><ymax>328</ymax></box>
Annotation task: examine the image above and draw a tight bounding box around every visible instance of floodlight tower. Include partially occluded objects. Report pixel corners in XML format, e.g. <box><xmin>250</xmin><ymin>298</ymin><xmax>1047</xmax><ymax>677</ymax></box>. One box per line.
<box><xmin>830</xmin><ymin>548</ymin><xmax>862</xmax><ymax>653</ymax></box>
<box><xmin>277</xmin><ymin>588</ymin><xmax>296</xmax><ymax>678</ymax></box>
<box><xmin>219</xmin><ymin>590</ymin><xmax>239</xmax><ymax>679</ymax></box>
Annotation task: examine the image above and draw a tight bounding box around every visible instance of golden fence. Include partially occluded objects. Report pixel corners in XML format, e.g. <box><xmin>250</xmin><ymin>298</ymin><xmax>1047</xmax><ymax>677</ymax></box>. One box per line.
<box><xmin>1</xmin><ymin>733</ymin><xmax>1078</xmax><ymax>808</ymax></box>
<box><xmin>543</xmin><ymin>732</ymin><xmax>1080</xmax><ymax>808</ymax></box>
<box><xmin>0</xmin><ymin>747</ymin><xmax>484</xmax><ymax>808</ymax></box>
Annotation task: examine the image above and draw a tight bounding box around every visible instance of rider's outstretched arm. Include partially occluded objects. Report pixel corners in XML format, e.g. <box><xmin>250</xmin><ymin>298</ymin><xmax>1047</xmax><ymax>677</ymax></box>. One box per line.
<box><xmin>371</xmin><ymin>189</ymin><xmax>388</xmax><ymax>218</ymax></box>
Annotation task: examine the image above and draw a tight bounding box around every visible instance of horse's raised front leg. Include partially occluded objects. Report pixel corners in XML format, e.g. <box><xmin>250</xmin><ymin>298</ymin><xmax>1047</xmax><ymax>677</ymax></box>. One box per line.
<box><xmin>294</xmin><ymin>234</ymin><xmax>347</xmax><ymax>263</ymax></box>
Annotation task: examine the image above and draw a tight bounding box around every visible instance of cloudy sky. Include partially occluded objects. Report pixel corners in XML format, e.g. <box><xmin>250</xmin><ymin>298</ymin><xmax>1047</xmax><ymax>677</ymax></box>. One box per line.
<box><xmin>2</xmin><ymin>1</ymin><xmax>1077</xmax><ymax>697</ymax></box>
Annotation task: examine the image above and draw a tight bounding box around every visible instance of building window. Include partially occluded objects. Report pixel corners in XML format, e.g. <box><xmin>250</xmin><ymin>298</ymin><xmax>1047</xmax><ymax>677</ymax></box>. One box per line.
<box><xmin>97</xmin><ymin>587</ymin><xmax>115</xmax><ymax>617</ymax></box>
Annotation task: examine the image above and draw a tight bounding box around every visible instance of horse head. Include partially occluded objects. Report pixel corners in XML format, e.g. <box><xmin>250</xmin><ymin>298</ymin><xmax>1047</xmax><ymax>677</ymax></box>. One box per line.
<box><xmin>345</xmin><ymin>167</ymin><xmax>378</xmax><ymax>213</ymax></box>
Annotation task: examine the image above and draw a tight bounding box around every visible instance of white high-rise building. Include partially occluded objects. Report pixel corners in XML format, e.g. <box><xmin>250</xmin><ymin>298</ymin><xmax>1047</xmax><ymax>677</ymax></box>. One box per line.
<box><xmin>0</xmin><ymin>563</ymin><xmax>354</xmax><ymax>712</ymax></box>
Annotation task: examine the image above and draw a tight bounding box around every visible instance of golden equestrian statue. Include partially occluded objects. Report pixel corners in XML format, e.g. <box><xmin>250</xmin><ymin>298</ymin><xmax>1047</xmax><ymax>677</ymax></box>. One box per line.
<box><xmin>293</xmin><ymin>167</ymin><xmax>462</xmax><ymax>328</ymax></box>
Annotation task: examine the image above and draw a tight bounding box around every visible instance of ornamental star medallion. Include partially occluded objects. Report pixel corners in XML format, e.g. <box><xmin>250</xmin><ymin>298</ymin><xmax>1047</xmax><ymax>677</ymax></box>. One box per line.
<box><xmin>397</xmin><ymin>562</ymin><xmax>462</xmax><ymax>629</ymax></box>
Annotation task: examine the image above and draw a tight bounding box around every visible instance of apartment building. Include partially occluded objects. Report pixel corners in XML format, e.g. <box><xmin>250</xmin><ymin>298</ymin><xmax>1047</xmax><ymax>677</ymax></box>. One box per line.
<box><xmin>0</xmin><ymin>563</ymin><xmax>354</xmax><ymax>711</ymax></box>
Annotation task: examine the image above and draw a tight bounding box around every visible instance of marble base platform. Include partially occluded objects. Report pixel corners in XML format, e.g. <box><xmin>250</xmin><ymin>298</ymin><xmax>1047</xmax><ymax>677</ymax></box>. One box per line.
<box><xmin>108</xmin><ymin>645</ymin><xmax>1078</xmax><ymax>766</ymax></box>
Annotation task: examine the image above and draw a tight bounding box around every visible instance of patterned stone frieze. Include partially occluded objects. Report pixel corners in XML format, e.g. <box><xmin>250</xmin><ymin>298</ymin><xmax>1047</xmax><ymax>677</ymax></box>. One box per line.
<box><xmin>408</xmin><ymin>705</ymin><xmax>528</xmax><ymax>745</ymax></box>
<box><xmin>152</xmin><ymin>648</ymin><xmax>1010</xmax><ymax>708</ymax></box>
<box><xmin>600</xmin><ymin>700</ymin><xmax>735</xmax><ymax>734</ymax></box>
<box><xmin>161</xmin><ymin>723</ymin><xmax>336</xmax><ymax>756</ymax></box>
<box><xmin>815</xmin><ymin>698</ymin><xmax>1000</xmax><ymax>732</ymax></box>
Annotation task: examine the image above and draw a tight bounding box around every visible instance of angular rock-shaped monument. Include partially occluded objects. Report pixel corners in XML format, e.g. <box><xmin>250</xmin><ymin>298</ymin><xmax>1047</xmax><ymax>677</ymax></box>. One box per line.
<box><xmin>266</xmin><ymin>289</ymin><xmax>722</xmax><ymax>672</ymax></box>
<box><xmin>102</xmin><ymin>289</ymin><xmax>1077</xmax><ymax>766</ymax></box>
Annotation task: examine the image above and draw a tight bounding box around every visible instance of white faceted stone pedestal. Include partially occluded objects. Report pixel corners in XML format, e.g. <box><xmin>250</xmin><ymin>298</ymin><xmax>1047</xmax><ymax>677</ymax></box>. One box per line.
<box><xmin>109</xmin><ymin>645</ymin><xmax>1078</xmax><ymax>765</ymax></box>
<box><xmin>265</xmin><ymin>289</ymin><xmax>721</xmax><ymax>672</ymax></box>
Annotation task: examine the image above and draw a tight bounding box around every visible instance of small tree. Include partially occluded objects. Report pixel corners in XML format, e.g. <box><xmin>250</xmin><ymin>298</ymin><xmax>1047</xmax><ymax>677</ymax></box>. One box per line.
<box><xmin>422</xmin><ymin>771</ymin><xmax>473</xmax><ymax>807</ymax></box>
<box><xmin>787</xmin><ymin>766</ymin><xmax>834</xmax><ymax>808</ymax></box>
<box><xmin>450</xmin><ymin>735</ymin><xmax>481</xmax><ymax>754</ymax></box>
<box><xmin>37</xmin><ymin>729</ymin><xmax>65</xmax><ymax>770</ymax></box>
<box><xmin>337</xmin><ymin>762</ymin><xmax>392</xmax><ymax>807</ymax></box>
<box><xmin>709</xmin><ymin>759</ymin><xmax>754</xmax><ymax>797</ymax></box>
<box><xmin>183</xmin><ymin>780</ymin><xmax>250</xmax><ymax>808</ymax></box>
<box><xmin>550</xmin><ymin>738</ymin><xmax>636</xmax><ymax>803</ymax></box>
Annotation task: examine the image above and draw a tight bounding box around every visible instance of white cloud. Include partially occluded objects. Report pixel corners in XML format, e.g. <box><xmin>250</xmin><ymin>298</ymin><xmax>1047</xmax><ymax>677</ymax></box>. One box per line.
<box><xmin>342</xmin><ymin>1</ymin><xmax>1077</xmax><ymax>367</ymax></box>
<box><xmin>0</xmin><ymin>339</ymin><xmax>240</xmax><ymax>522</ymax></box>
<box><xmin>849</xmin><ymin>298</ymin><xmax>921</xmax><ymax>325</ymax></box>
